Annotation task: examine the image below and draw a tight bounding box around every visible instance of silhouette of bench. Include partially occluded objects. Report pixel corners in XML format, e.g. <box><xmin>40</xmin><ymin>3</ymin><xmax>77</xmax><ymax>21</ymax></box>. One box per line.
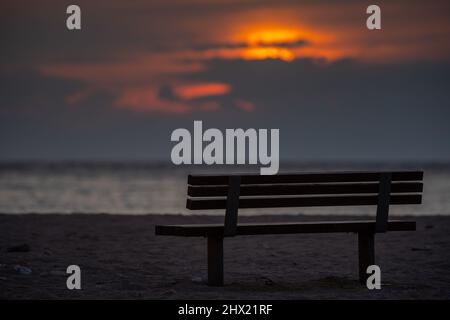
<box><xmin>155</xmin><ymin>171</ymin><xmax>423</xmax><ymax>286</ymax></box>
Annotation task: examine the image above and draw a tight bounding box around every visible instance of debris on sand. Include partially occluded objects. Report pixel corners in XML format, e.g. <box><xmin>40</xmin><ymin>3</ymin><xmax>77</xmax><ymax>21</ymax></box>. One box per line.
<box><xmin>14</xmin><ymin>265</ymin><xmax>32</xmax><ymax>275</ymax></box>
<box><xmin>191</xmin><ymin>276</ymin><xmax>203</xmax><ymax>284</ymax></box>
<box><xmin>7</xmin><ymin>244</ymin><xmax>30</xmax><ymax>253</ymax></box>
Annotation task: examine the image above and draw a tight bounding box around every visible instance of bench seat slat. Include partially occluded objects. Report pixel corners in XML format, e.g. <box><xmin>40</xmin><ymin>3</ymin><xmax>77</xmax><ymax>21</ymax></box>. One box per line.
<box><xmin>155</xmin><ymin>220</ymin><xmax>416</xmax><ymax>237</ymax></box>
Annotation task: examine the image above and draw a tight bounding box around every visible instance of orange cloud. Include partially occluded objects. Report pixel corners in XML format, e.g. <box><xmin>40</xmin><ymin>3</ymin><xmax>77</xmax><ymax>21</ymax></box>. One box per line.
<box><xmin>113</xmin><ymin>82</ymin><xmax>231</xmax><ymax>113</ymax></box>
<box><xmin>65</xmin><ymin>87</ymin><xmax>96</xmax><ymax>105</ymax></box>
<box><xmin>235</xmin><ymin>99</ymin><xmax>256</xmax><ymax>112</ymax></box>
<box><xmin>173</xmin><ymin>82</ymin><xmax>231</xmax><ymax>100</ymax></box>
<box><xmin>38</xmin><ymin>53</ymin><xmax>205</xmax><ymax>86</ymax></box>
<box><xmin>114</xmin><ymin>87</ymin><xmax>189</xmax><ymax>113</ymax></box>
<box><xmin>38</xmin><ymin>53</ymin><xmax>234</xmax><ymax>114</ymax></box>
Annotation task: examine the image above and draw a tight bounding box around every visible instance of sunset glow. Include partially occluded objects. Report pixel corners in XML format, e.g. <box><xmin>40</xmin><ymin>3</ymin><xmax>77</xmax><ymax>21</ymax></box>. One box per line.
<box><xmin>227</xmin><ymin>26</ymin><xmax>333</xmax><ymax>61</ymax></box>
<box><xmin>241</xmin><ymin>47</ymin><xmax>295</xmax><ymax>61</ymax></box>
<box><xmin>246</xmin><ymin>29</ymin><xmax>301</xmax><ymax>45</ymax></box>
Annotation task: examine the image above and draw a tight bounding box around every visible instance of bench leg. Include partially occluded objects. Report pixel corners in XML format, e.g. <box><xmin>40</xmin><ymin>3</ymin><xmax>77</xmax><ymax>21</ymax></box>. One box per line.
<box><xmin>358</xmin><ymin>232</ymin><xmax>375</xmax><ymax>285</ymax></box>
<box><xmin>207</xmin><ymin>236</ymin><xmax>224</xmax><ymax>286</ymax></box>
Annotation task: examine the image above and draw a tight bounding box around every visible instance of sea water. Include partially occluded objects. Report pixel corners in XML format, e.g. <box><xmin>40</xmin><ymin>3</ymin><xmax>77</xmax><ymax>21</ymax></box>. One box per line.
<box><xmin>0</xmin><ymin>162</ymin><xmax>449</xmax><ymax>216</ymax></box>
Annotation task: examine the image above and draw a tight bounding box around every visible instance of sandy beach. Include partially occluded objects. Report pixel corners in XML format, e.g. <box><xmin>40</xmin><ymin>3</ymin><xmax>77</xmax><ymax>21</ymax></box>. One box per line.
<box><xmin>1</xmin><ymin>213</ymin><xmax>449</xmax><ymax>299</ymax></box>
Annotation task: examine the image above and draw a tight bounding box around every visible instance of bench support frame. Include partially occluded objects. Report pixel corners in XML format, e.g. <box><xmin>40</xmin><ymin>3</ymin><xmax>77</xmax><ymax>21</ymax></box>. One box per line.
<box><xmin>206</xmin><ymin>232</ymin><xmax>377</xmax><ymax>287</ymax></box>
<box><xmin>207</xmin><ymin>236</ymin><xmax>224</xmax><ymax>286</ymax></box>
<box><xmin>223</xmin><ymin>176</ymin><xmax>241</xmax><ymax>237</ymax></box>
<box><xmin>358</xmin><ymin>231</ymin><xmax>375</xmax><ymax>284</ymax></box>
<box><xmin>173</xmin><ymin>171</ymin><xmax>422</xmax><ymax>287</ymax></box>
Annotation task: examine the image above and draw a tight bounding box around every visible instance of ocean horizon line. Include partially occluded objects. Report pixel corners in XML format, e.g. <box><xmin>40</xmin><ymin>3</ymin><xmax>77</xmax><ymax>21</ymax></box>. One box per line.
<box><xmin>1</xmin><ymin>159</ymin><xmax>450</xmax><ymax>171</ymax></box>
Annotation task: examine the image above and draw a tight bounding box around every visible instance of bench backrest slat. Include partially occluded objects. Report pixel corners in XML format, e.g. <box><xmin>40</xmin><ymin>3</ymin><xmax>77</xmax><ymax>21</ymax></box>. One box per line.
<box><xmin>186</xmin><ymin>171</ymin><xmax>424</xmax><ymax>236</ymax></box>
<box><xmin>188</xmin><ymin>171</ymin><xmax>423</xmax><ymax>185</ymax></box>
<box><xmin>187</xmin><ymin>194</ymin><xmax>421</xmax><ymax>210</ymax></box>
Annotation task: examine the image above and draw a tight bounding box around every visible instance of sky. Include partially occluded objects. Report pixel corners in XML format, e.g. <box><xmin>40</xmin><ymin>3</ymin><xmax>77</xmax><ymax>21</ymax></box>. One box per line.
<box><xmin>1</xmin><ymin>0</ymin><xmax>450</xmax><ymax>163</ymax></box>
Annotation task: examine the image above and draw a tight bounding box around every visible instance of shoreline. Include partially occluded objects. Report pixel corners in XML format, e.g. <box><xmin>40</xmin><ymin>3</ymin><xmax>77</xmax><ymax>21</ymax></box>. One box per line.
<box><xmin>1</xmin><ymin>213</ymin><xmax>449</xmax><ymax>299</ymax></box>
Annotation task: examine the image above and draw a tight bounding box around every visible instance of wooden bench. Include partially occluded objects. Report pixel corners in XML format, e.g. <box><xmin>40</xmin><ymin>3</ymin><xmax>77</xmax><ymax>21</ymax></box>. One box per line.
<box><xmin>155</xmin><ymin>171</ymin><xmax>423</xmax><ymax>286</ymax></box>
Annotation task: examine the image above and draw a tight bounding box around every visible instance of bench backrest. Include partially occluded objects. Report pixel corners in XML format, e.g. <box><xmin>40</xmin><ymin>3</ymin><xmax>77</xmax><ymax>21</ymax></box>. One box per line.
<box><xmin>187</xmin><ymin>171</ymin><xmax>423</xmax><ymax>236</ymax></box>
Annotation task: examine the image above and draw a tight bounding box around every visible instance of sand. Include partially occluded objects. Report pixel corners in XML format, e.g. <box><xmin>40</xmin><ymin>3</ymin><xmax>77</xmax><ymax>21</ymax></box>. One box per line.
<box><xmin>1</xmin><ymin>213</ymin><xmax>449</xmax><ymax>299</ymax></box>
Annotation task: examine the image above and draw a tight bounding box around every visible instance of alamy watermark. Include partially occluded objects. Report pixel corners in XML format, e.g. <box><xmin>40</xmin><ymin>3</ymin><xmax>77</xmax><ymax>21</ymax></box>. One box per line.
<box><xmin>366</xmin><ymin>265</ymin><xmax>381</xmax><ymax>290</ymax></box>
<box><xmin>170</xmin><ymin>121</ymin><xmax>279</xmax><ymax>175</ymax></box>
<box><xmin>66</xmin><ymin>5</ymin><xmax>81</xmax><ymax>30</ymax></box>
<box><xmin>66</xmin><ymin>265</ymin><xmax>81</xmax><ymax>290</ymax></box>
<box><xmin>64</xmin><ymin>4</ymin><xmax>381</xmax><ymax>32</ymax></box>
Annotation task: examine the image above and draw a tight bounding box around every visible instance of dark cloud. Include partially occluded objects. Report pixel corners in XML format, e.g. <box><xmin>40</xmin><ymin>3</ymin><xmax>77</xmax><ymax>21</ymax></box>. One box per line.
<box><xmin>190</xmin><ymin>39</ymin><xmax>309</xmax><ymax>51</ymax></box>
<box><xmin>182</xmin><ymin>58</ymin><xmax>450</xmax><ymax>160</ymax></box>
<box><xmin>1</xmin><ymin>58</ymin><xmax>450</xmax><ymax>162</ymax></box>
<box><xmin>1</xmin><ymin>0</ymin><xmax>450</xmax><ymax>162</ymax></box>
